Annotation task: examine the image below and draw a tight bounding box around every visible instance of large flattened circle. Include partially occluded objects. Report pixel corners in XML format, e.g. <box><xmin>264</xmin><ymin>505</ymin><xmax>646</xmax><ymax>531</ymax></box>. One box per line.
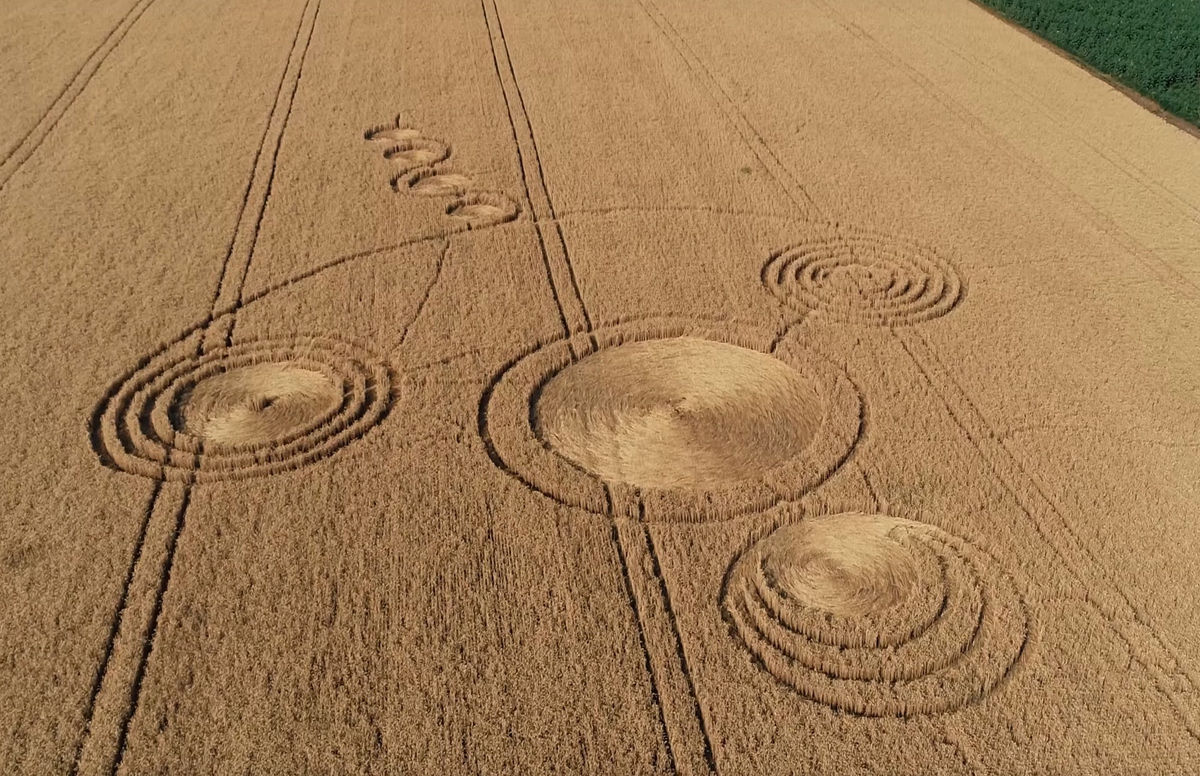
<box><xmin>533</xmin><ymin>337</ymin><xmax>824</xmax><ymax>490</ymax></box>
<box><xmin>92</xmin><ymin>335</ymin><xmax>394</xmax><ymax>482</ymax></box>
<box><xmin>481</xmin><ymin>320</ymin><xmax>862</xmax><ymax>522</ymax></box>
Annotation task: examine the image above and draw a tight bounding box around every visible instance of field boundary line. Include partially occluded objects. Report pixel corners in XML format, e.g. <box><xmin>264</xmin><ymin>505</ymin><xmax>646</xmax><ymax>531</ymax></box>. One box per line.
<box><xmin>634</xmin><ymin>0</ymin><xmax>822</xmax><ymax>222</ymax></box>
<box><xmin>957</xmin><ymin>0</ymin><xmax>1200</xmax><ymax>144</ymax></box>
<box><xmin>895</xmin><ymin>326</ymin><xmax>1200</xmax><ymax>745</ymax></box>
<box><xmin>0</xmin><ymin>0</ymin><xmax>160</xmax><ymax>191</ymax></box>
<box><xmin>804</xmin><ymin>0</ymin><xmax>1200</xmax><ymax>299</ymax></box>
<box><xmin>68</xmin><ymin>481</ymin><xmax>160</xmax><ymax>775</ymax></box>
<box><xmin>480</xmin><ymin>0</ymin><xmax>590</xmax><ymax>346</ymax></box>
<box><xmin>872</xmin><ymin>0</ymin><xmax>1200</xmax><ymax>230</ymax></box>
<box><xmin>207</xmin><ymin>0</ymin><xmax>324</xmax><ymax>351</ymax></box>
<box><xmin>481</xmin><ymin>1</ymin><xmax>720</xmax><ymax>769</ymax></box>
<box><xmin>76</xmin><ymin>0</ymin><xmax>326</xmax><ymax>769</ymax></box>
<box><xmin>554</xmin><ymin>204</ymin><xmax>797</xmax><ymax>223</ymax></box>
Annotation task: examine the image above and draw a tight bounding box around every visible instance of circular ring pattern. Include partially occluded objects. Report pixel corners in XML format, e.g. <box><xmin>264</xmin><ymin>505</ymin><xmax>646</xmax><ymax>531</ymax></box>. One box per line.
<box><xmin>480</xmin><ymin>319</ymin><xmax>861</xmax><ymax>522</ymax></box>
<box><xmin>92</xmin><ymin>336</ymin><xmax>393</xmax><ymax>482</ymax></box>
<box><xmin>365</xmin><ymin>126</ymin><xmax>423</xmax><ymax>144</ymax></box>
<box><xmin>403</xmin><ymin>168</ymin><xmax>474</xmax><ymax>197</ymax></box>
<box><xmin>763</xmin><ymin>229</ymin><xmax>963</xmax><ymax>326</ymax></box>
<box><xmin>447</xmin><ymin>191</ymin><xmax>521</xmax><ymax>229</ymax></box>
<box><xmin>723</xmin><ymin>512</ymin><xmax>1028</xmax><ymax>716</ymax></box>
<box><xmin>385</xmin><ymin>138</ymin><xmax>451</xmax><ymax>177</ymax></box>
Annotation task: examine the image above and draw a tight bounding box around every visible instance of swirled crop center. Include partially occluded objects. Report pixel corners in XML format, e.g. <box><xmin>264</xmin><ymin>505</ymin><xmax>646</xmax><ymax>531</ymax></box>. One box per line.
<box><xmin>763</xmin><ymin>516</ymin><xmax>928</xmax><ymax>620</ymax></box>
<box><xmin>180</xmin><ymin>363</ymin><xmax>341</xmax><ymax>448</ymax></box>
<box><xmin>532</xmin><ymin>337</ymin><xmax>824</xmax><ymax>490</ymax></box>
<box><xmin>92</xmin><ymin>336</ymin><xmax>392</xmax><ymax>482</ymax></box>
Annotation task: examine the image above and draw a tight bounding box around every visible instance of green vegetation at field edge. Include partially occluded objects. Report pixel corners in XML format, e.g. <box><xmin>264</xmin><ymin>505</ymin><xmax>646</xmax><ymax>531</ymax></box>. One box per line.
<box><xmin>975</xmin><ymin>0</ymin><xmax>1200</xmax><ymax>126</ymax></box>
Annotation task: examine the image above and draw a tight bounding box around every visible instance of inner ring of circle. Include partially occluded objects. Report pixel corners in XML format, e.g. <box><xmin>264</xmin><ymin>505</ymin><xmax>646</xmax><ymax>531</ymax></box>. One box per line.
<box><xmin>164</xmin><ymin>356</ymin><xmax>355</xmax><ymax>454</ymax></box>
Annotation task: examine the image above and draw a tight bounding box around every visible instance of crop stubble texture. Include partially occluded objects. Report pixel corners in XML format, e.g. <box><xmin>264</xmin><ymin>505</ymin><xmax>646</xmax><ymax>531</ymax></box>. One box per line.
<box><xmin>2</xmin><ymin>0</ymin><xmax>1200</xmax><ymax>773</ymax></box>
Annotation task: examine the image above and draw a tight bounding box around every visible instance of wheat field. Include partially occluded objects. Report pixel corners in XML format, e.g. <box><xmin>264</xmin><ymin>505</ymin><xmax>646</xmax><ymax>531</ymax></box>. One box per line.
<box><xmin>3</xmin><ymin>0</ymin><xmax>1200</xmax><ymax>773</ymax></box>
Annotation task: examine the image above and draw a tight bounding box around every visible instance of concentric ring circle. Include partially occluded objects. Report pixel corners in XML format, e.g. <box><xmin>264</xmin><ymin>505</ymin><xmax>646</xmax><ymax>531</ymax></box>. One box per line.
<box><xmin>723</xmin><ymin>512</ymin><xmax>1029</xmax><ymax>716</ymax></box>
<box><xmin>763</xmin><ymin>228</ymin><xmax>964</xmax><ymax>326</ymax></box>
<box><xmin>480</xmin><ymin>319</ymin><xmax>862</xmax><ymax>522</ymax></box>
<box><xmin>93</xmin><ymin>335</ymin><xmax>393</xmax><ymax>482</ymax></box>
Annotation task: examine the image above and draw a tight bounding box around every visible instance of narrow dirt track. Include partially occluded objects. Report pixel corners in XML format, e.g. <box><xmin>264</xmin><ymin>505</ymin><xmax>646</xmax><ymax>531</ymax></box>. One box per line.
<box><xmin>2</xmin><ymin>0</ymin><xmax>1199</xmax><ymax>773</ymax></box>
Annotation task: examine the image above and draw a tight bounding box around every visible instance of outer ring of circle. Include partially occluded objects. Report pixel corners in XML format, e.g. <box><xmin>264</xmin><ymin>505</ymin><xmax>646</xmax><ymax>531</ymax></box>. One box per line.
<box><xmin>762</xmin><ymin>228</ymin><xmax>964</xmax><ymax>326</ymax></box>
<box><xmin>479</xmin><ymin>318</ymin><xmax>863</xmax><ymax>522</ymax></box>
<box><xmin>721</xmin><ymin>515</ymin><xmax>1030</xmax><ymax>717</ymax></box>
<box><xmin>93</xmin><ymin>335</ymin><xmax>395</xmax><ymax>483</ymax></box>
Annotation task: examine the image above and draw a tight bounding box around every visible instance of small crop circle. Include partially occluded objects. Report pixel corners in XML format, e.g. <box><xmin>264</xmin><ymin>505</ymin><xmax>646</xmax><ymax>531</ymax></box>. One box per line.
<box><xmin>764</xmin><ymin>229</ymin><xmax>963</xmax><ymax>326</ymax></box>
<box><xmin>447</xmin><ymin>191</ymin><xmax>520</xmax><ymax>228</ymax></box>
<box><xmin>384</xmin><ymin>138</ymin><xmax>451</xmax><ymax>176</ymax></box>
<box><xmin>404</xmin><ymin>168</ymin><xmax>474</xmax><ymax>197</ymax></box>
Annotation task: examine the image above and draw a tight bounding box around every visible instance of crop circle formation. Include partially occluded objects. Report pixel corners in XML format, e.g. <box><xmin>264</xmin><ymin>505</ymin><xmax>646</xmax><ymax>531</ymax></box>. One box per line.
<box><xmin>447</xmin><ymin>192</ymin><xmax>520</xmax><ymax>229</ymax></box>
<box><xmin>534</xmin><ymin>338</ymin><xmax>822</xmax><ymax>490</ymax></box>
<box><xmin>93</xmin><ymin>336</ymin><xmax>392</xmax><ymax>482</ymax></box>
<box><xmin>366</xmin><ymin>118</ymin><xmax>521</xmax><ymax>229</ymax></box>
<box><xmin>763</xmin><ymin>229</ymin><xmax>963</xmax><ymax>326</ymax></box>
<box><xmin>723</xmin><ymin>512</ymin><xmax>1028</xmax><ymax>716</ymax></box>
<box><xmin>481</xmin><ymin>320</ymin><xmax>861</xmax><ymax>521</ymax></box>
